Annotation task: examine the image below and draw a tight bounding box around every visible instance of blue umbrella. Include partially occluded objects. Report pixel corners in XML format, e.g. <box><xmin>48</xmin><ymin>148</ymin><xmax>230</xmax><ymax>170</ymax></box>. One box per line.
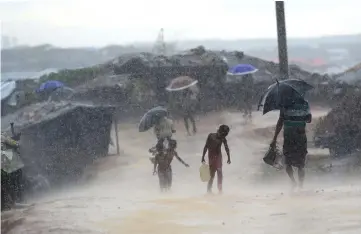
<box><xmin>227</xmin><ymin>64</ymin><xmax>258</xmax><ymax>76</ymax></box>
<box><xmin>258</xmin><ymin>79</ymin><xmax>313</xmax><ymax>115</ymax></box>
<box><xmin>36</xmin><ymin>80</ymin><xmax>65</xmax><ymax>93</ymax></box>
<box><xmin>139</xmin><ymin>106</ymin><xmax>168</xmax><ymax>132</ymax></box>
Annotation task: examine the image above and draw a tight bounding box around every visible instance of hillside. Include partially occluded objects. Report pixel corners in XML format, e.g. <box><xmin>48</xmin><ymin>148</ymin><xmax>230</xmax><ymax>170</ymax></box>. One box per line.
<box><xmin>1</xmin><ymin>44</ymin><xmax>149</xmax><ymax>72</ymax></box>
<box><xmin>2</xmin><ymin>34</ymin><xmax>361</xmax><ymax>73</ymax></box>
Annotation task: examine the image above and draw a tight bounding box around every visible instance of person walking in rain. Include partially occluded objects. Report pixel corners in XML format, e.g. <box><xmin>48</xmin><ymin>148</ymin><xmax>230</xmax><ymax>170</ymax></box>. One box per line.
<box><xmin>153</xmin><ymin>140</ymin><xmax>189</xmax><ymax>192</ymax></box>
<box><xmin>240</xmin><ymin>74</ymin><xmax>254</xmax><ymax>119</ymax></box>
<box><xmin>1</xmin><ymin>133</ymin><xmax>25</xmax><ymax>210</ymax></box>
<box><xmin>181</xmin><ymin>89</ymin><xmax>197</xmax><ymax>135</ymax></box>
<box><xmin>149</xmin><ymin>115</ymin><xmax>176</xmax><ymax>156</ymax></box>
<box><xmin>154</xmin><ymin>115</ymin><xmax>176</xmax><ymax>145</ymax></box>
<box><xmin>201</xmin><ymin>125</ymin><xmax>231</xmax><ymax>194</ymax></box>
<box><xmin>270</xmin><ymin>99</ymin><xmax>312</xmax><ymax>190</ymax></box>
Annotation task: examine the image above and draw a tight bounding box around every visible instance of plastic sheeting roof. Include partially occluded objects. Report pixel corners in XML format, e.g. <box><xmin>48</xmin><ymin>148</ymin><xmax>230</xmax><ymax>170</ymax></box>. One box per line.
<box><xmin>1</xmin><ymin>68</ymin><xmax>59</xmax><ymax>81</ymax></box>
<box><xmin>1</xmin><ymin>101</ymin><xmax>115</xmax><ymax>134</ymax></box>
<box><xmin>1</xmin><ymin>80</ymin><xmax>16</xmax><ymax>100</ymax></box>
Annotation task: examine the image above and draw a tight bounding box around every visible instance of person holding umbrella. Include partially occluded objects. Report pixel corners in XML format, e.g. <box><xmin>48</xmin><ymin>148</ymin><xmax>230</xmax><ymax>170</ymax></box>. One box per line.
<box><xmin>260</xmin><ymin>79</ymin><xmax>313</xmax><ymax>189</ymax></box>
<box><xmin>139</xmin><ymin>106</ymin><xmax>176</xmax><ymax>158</ymax></box>
<box><xmin>181</xmin><ymin>89</ymin><xmax>197</xmax><ymax>135</ymax></box>
<box><xmin>270</xmin><ymin>99</ymin><xmax>311</xmax><ymax>189</ymax></box>
<box><xmin>227</xmin><ymin>64</ymin><xmax>257</xmax><ymax>119</ymax></box>
<box><xmin>166</xmin><ymin>76</ymin><xmax>199</xmax><ymax>136</ymax></box>
<box><xmin>239</xmin><ymin>74</ymin><xmax>254</xmax><ymax>119</ymax></box>
<box><xmin>153</xmin><ymin>114</ymin><xmax>176</xmax><ymax>147</ymax></box>
<box><xmin>36</xmin><ymin>80</ymin><xmax>65</xmax><ymax>101</ymax></box>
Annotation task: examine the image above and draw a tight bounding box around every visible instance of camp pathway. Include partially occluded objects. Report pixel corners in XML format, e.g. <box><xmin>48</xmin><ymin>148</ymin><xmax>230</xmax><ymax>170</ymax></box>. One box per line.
<box><xmin>4</xmin><ymin>109</ymin><xmax>361</xmax><ymax>234</ymax></box>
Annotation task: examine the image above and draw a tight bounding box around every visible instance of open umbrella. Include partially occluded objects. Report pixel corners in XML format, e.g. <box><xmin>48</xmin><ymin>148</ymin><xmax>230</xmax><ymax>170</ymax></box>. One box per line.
<box><xmin>139</xmin><ymin>106</ymin><xmax>168</xmax><ymax>132</ymax></box>
<box><xmin>36</xmin><ymin>80</ymin><xmax>65</xmax><ymax>93</ymax></box>
<box><xmin>258</xmin><ymin>79</ymin><xmax>313</xmax><ymax>115</ymax></box>
<box><xmin>48</xmin><ymin>86</ymin><xmax>75</xmax><ymax>102</ymax></box>
<box><xmin>227</xmin><ymin>64</ymin><xmax>258</xmax><ymax>76</ymax></box>
<box><xmin>166</xmin><ymin>76</ymin><xmax>198</xmax><ymax>92</ymax></box>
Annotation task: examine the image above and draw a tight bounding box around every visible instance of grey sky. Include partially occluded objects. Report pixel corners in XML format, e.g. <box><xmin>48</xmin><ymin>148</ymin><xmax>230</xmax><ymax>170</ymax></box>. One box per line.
<box><xmin>1</xmin><ymin>0</ymin><xmax>360</xmax><ymax>47</ymax></box>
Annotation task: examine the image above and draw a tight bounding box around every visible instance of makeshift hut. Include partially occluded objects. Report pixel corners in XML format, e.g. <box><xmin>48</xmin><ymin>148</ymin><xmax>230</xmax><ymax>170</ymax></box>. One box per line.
<box><xmin>73</xmin><ymin>74</ymin><xmax>130</xmax><ymax>105</ymax></box>
<box><xmin>1</xmin><ymin>101</ymin><xmax>115</xmax><ymax>186</ymax></box>
<box><xmin>108</xmin><ymin>47</ymin><xmax>332</xmax><ymax>112</ymax></box>
<box><xmin>72</xmin><ymin>74</ymin><xmax>154</xmax><ymax>118</ymax></box>
<box><xmin>1</xmin><ymin>81</ymin><xmax>26</xmax><ymax>116</ymax></box>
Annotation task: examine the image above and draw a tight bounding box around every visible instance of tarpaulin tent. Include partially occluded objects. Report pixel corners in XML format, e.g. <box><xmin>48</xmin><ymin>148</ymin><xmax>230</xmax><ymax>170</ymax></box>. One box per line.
<box><xmin>2</xmin><ymin>101</ymin><xmax>115</xmax><ymax>186</ymax></box>
<box><xmin>1</xmin><ymin>81</ymin><xmax>16</xmax><ymax>101</ymax></box>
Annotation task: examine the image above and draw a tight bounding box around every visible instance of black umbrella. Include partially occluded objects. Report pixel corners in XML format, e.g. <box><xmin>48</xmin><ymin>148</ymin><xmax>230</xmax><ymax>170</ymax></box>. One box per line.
<box><xmin>139</xmin><ymin>106</ymin><xmax>168</xmax><ymax>132</ymax></box>
<box><xmin>258</xmin><ymin>79</ymin><xmax>313</xmax><ymax>115</ymax></box>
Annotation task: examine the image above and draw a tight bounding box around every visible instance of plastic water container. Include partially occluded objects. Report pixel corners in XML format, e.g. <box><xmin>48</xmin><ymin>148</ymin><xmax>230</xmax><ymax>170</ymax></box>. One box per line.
<box><xmin>199</xmin><ymin>164</ymin><xmax>211</xmax><ymax>182</ymax></box>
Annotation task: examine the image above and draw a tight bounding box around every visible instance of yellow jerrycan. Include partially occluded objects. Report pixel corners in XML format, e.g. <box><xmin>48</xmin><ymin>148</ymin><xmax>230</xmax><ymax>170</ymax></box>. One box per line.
<box><xmin>199</xmin><ymin>164</ymin><xmax>210</xmax><ymax>182</ymax></box>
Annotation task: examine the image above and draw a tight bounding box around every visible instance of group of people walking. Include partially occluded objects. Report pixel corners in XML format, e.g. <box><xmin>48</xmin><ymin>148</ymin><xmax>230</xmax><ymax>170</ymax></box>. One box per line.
<box><xmin>151</xmin><ymin>119</ymin><xmax>231</xmax><ymax>194</ymax></box>
<box><xmin>149</xmin><ymin>78</ymin><xmax>314</xmax><ymax>193</ymax></box>
<box><xmin>147</xmin><ymin>83</ymin><xmax>234</xmax><ymax>193</ymax></box>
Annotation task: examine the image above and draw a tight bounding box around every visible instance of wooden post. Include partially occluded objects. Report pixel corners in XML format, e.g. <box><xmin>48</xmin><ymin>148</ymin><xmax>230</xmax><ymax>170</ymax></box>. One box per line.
<box><xmin>275</xmin><ymin>1</ymin><xmax>289</xmax><ymax>80</ymax></box>
<box><xmin>114</xmin><ymin>117</ymin><xmax>120</xmax><ymax>155</ymax></box>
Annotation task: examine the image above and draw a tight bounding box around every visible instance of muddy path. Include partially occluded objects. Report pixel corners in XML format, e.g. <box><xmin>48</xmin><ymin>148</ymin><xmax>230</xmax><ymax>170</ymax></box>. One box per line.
<box><xmin>3</xmin><ymin>109</ymin><xmax>361</xmax><ymax>234</ymax></box>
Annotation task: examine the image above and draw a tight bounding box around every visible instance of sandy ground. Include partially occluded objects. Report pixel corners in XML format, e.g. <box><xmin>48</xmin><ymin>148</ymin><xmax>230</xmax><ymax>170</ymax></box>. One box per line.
<box><xmin>2</xmin><ymin>109</ymin><xmax>361</xmax><ymax>234</ymax></box>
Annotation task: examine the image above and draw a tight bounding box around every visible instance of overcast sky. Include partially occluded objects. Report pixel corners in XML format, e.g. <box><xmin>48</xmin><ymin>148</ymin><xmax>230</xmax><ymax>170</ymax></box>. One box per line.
<box><xmin>1</xmin><ymin>0</ymin><xmax>360</xmax><ymax>47</ymax></box>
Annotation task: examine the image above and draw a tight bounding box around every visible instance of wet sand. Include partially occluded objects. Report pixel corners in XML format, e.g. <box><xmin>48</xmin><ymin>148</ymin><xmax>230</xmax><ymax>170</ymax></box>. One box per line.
<box><xmin>3</xmin><ymin>109</ymin><xmax>361</xmax><ymax>234</ymax></box>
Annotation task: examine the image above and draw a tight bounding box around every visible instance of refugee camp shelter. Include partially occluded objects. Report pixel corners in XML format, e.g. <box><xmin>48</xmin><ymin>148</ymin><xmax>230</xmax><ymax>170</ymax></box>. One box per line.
<box><xmin>335</xmin><ymin>62</ymin><xmax>361</xmax><ymax>86</ymax></box>
<box><xmin>1</xmin><ymin>101</ymin><xmax>115</xmax><ymax>186</ymax></box>
<box><xmin>1</xmin><ymin>79</ymin><xmax>40</xmax><ymax>116</ymax></box>
<box><xmin>73</xmin><ymin>74</ymin><xmax>130</xmax><ymax>105</ymax></box>
<box><xmin>108</xmin><ymin>48</ymin><xmax>332</xmax><ymax>111</ymax></box>
<box><xmin>1</xmin><ymin>80</ymin><xmax>23</xmax><ymax>116</ymax></box>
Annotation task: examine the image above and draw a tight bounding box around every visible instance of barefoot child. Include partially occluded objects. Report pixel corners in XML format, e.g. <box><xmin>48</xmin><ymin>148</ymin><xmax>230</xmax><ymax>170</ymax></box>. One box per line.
<box><xmin>153</xmin><ymin>140</ymin><xmax>189</xmax><ymax>192</ymax></box>
<box><xmin>201</xmin><ymin>125</ymin><xmax>231</xmax><ymax>194</ymax></box>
